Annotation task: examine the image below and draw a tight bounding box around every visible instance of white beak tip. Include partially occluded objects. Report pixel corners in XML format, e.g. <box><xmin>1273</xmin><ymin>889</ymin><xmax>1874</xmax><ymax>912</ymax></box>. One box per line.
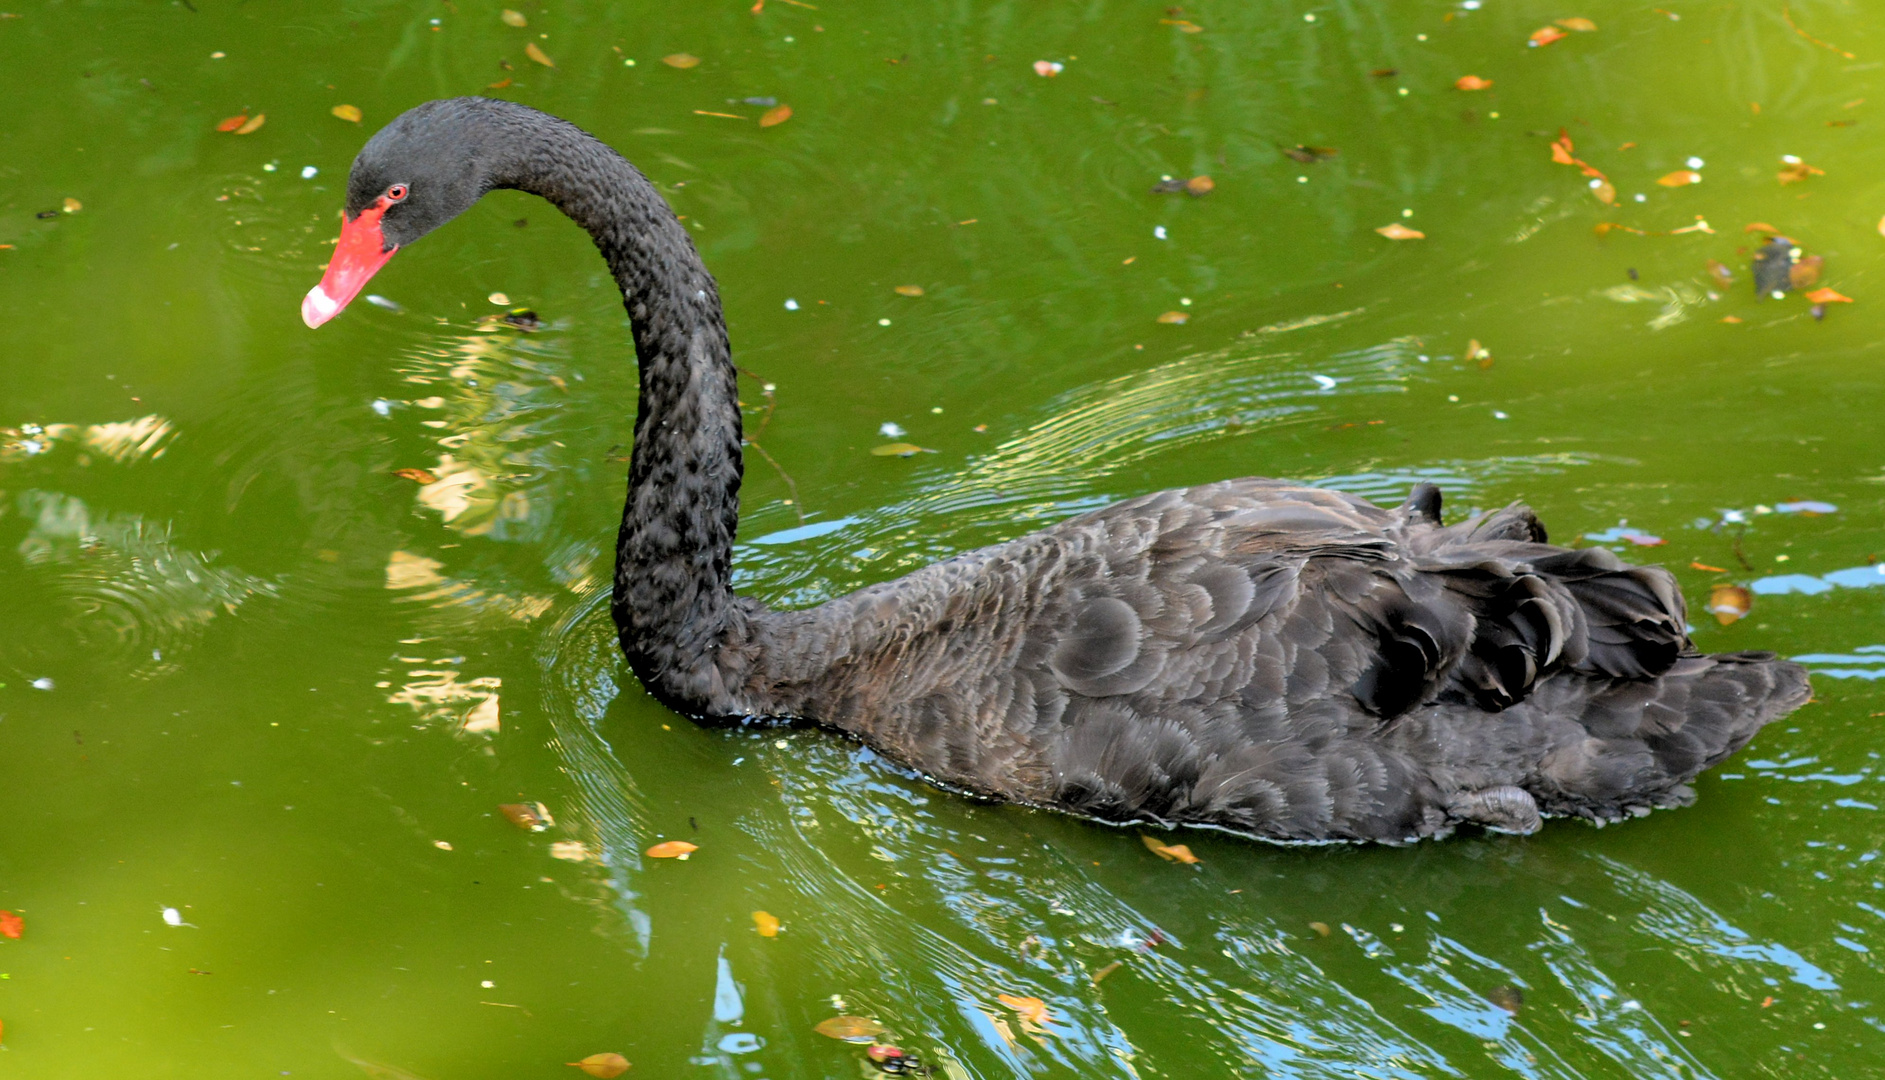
<box><xmin>301</xmin><ymin>284</ymin><xmax>341</xmax><ymax>328</ymax></box>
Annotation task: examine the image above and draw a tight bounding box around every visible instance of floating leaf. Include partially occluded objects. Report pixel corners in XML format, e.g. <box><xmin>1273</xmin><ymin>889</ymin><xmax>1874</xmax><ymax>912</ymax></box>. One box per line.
<box><xmin>758</xmin><ymin>104</ymin><xmax>793</xmax><ymax>127</ymax></box>
<box><xmin>1466</xmin><ymin>339</ymin><xmax>1492</xmax><ymax>368</ymax></box>
<box><xmin>870</xmin><ymin>442</ymin><xmax>930</xmax><ymax>457</ymax></box>
<box><xmin>997</xmin><ymin>993</ymin><xmax>1051</xmax><ymax>1026</ymax></box>
<box><xmin>646</xmin><ymin>840</ymin><xmax>698</xmax><ymax>859</ymax></box>
<box><xmin>1487</xmin><ymin>985</ymin><xmax>1524</xmax><ymax>1014</ymax></box>
<box><xmin>1454</xmin><ymin>75</ymin><xmax>1493</xmax><ymax>91</ymax></box>
<box><xmin>1745</xmin><ymin>221</ymin><xmax>1781</xmax><ymax>234</ymax></box>
<box><xmin>488</xmin><ymin>77</ymin><xmax>514</xmax><ymax>90</ymax></box>
<box><xmin>549</xmin><ymin>840</ymin><xmax>592</xmax><ymax>861</ymax></box>
<box><xmin>1804</xmin><ymin>287</ymin><xmax>1852</xmax><ymax>303</ymax></box>
<box><xmin>394</xmin><ymin>468</ymin><xmax>439</xmax><ymax>484</ymax></box>
<box><xmin>1657</xmin><ymin>170</ymin><xmax>1701</xmax><ymax>187</ymax></box>
<box><xmin>1878</xmin><ymin>213</ymin><xmax>1885</xmax><ymax>238</ymax></box>
<box><xmin>499</xmin><ymin>802</ymin><xmax>554</xmax><ymax>831</ymax></box>
<box><xmin>1308</xmin><ymin>921</ymin><xmax>1332</xmax><ymax>936</ymax></box>
<box><xmin>1282</xmin><ymin>145</ymin><xmax>1337</xmax><ymax>164</ymax></box>
<box><xmin>331</xmin><ymin>104</ymin><xmax>362</xmax><ymax>123</ymax></box>
<box><xmin>752</xmin><ymin>910</ymin><xmax>780</xmax><ymax>937</ymax></box>
<box><xmin>566</xmin><ymin>1053</ymin><xmax>630</xmax><ymax>1078</ymax></box>
<box><xmin>662</xmin><ymin>53</ymin><xmax>701</xmax><ymax>69</ymax></box>
<box><xmin>1590</xmin><ymin>180</ymin><xmax>1616</xmax><ymax>205</ymax></box>
<box><xmin>216</xmin><ymin>114</ymin><xmax>248</xmax><ymax>132</ymax></box>
<box><xmin>894</xmin><ymin>285</ymin><xmax>924</xmax><ymax>296</ymax></box>
<box><xmin>525</xmin><ymin>42</ymin><xmax>555</xmax><ymax>67</ymax></box>
<box><xmin>1155</xmin><ymin>311</ymin><xmax>1189</xmax><ymax>324</ymax></box>
<box><xmin>1091</xmin><ymin>960</ymin><xmax>1124</xmax><ymax>983</ymax></box>
<box><xmin>1706</xmin><ymin>584</ymin><xmax>1752</xmax><ymax>625</ymax></box>
<box><xmin>1185</xmin><ymin>175</ymin><xmax>1215</xmax><ymax>195</ymax></box>
<box><xmin>1141</xmin><ymin>834</ymin><xmax>1201</xmax><ymax>863</ymax></box>
<box><xmin>1555</xmin><ymin>17</ymin><xmax>1598</xmax><ymax>31</ymax></box>
<box><xmin>1705</xmin><ymin>259</ymin><xmax>1734</xmax><ymax>289</ymax></box>
<box><xmin>1529</xmin><ymin>26</ymin><xmax>1568</xmax><ymax>46</ymax></box>
<box><xmin>1160</xmin><ymin>18</ymin><xmax>1203</xmax><ymax>33</ymax></box>
<box><xmin>1375</xmin><ymin>223</ymin><xmax>1426</xmax><ymax>239</ymax></box>
<box><xmin>813</xmin><ymin>1016</ymin><xmax>885</xmax><ymax>1041</ymax></box>
<box><xmin>500</xmin><ymin>8</ymin><xmax>527</xmax><ymax>26</ymax></box>
<box><xmin>1032</xmin><ymin>60</ymin><xmax>1064</xmax><ymax>77</ymax></box>
<box><xmin>235</xmin><ymin>113</ymin><xmax>266</xmax><ymax>135</ymax></box>
<box><xmin>1778</xmin><ymin>160</ymin><xmax>1824</xmax><ymax>185</ymax></box>
<box><xmin>61</xmin><ymin>197</ymin><xmax>82</xmax><ymax>214</ymax></box>
<box><xmin>1692</xmin><ymin>561</ymin><xmax>1729</xmax><ymax>572</ymax></box>
<box><xmin>1789</xmin><ymin>255</ymin><xmax>1824</xmax><ymax>289</ymax></box>
<box><xmin>0</xmin><ymin>910</ymin><xmax>20</xmax><ymax>939</ymax></box>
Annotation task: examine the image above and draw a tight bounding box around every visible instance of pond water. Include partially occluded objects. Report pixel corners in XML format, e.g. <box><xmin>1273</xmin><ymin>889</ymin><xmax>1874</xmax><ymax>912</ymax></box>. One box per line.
<box><xmin>3</xmin><ymin>1</ymin><xmax>1884</xmax><ymax>1077</ymax></box>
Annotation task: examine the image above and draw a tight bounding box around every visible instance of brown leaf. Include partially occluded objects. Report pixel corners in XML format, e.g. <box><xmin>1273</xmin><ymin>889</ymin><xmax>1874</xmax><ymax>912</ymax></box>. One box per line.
<box><xmin>566</xmin><ymin>1053</ymin><xmax>630</xmax><ymax>1078</ymax></box>
<box><xmin>525</xmin><ymin>42</ymin><xmax>555</xmax><ymax>67</ymax></box>
<box><xmin>1160</xmin><ymin>19</ymin><xmax>1203</xmax><ymax>33</ymax></box>
<box><xmin>870</xmin><ymin>442</ymin><xmax>931</xmax><ymax>456</ymax></box>
<box><xmin>1778</xmin><ymin>160</ymin><xmax>1824</xmax><ymax>185</ymax></box>
<box><xmin>1706</xmin><ymin>584</ymin><xmax>1752</xmax><ymax>625</ymax></box>
<box><xmin>1375</xmin><ymin>223</ymin><xmax>1425</xmax><ymax>240</ymax></box>
<box><xmin>1454</xmin><ymin>75</ymin><xmax>1493</xmax><ymax>91</ymax></box>
<box><xmin>1529</xmin><ymin>26</ymin><xmax>1567</xmax><ymax>46</ymax></box>
<box><xmin>1804</xmin><ymin>287</ymin><xmax>1852</xmax><ymax>303</ymax></box>
<box><xmin>645</xmin><ymin>840</ymin><xmax>698</xmax><ymax>859</ymax></box>
<box><xmin>1155</xmin><ymin>311</ymin><xmax>1189</xmax><ymax>324</ymax></box>
<box><xmin>394</xmin><ymin>468</ymin><xmax>439</xmax><ymax>484</ymax></box>
<box><xmin>235</xmin><ymin>113</ymin><xmax>266</xmax><ymax>135</ymax></box>
<box><xmin>500</xmin><ymin>8</ymin><xmax>527</xmax><ymax>27</ymax></box>
<box><xmin>1657</xmin><ymin>170</ymin><xmax>1701</xmax><ymax>187</ymax></box>
<box><xmin>1745</xmin><ymin>221</ymin><xmax>1781</xmax><ymax>234</ymax></box>
<box><xmin>1705</xmin><ymin>259</ymin><xmax>1734</xmax><ymax>289</ymax></box>
<box><xmin>1141</xmin><ymin>834</ymin><xmax>1201</xmax><ymax>863</ymax></box>
<box><xmin>1591</xmin><ymin>180</ymin><xmax>1616</xmax><ymax>205</ymax></box>
<box><xmin>499</xmin><ymin>802</ymin><xmax>554</xmax><ymax>831</ymax></box>
<box><xmin>662</xmin><ymin>53</ymin><xmax>701</xmax><ymax>69</ymax></box>
<box><xmin>813</xmin><ymin>1016</ymin><xmax>886</xmax><ymax>1041</ymax></box>
<box><xmin>1789</xmin><ymin>255</ymin><xmax>1824</xmax><ymax>289</ymax></box>
<box><xmin>997</xmin><ymin>993</ymin><xmax>1051</xmax><ymax>1026</ymax></box>
<box><xmin>752</xmin><ymin>910</ymin><xmax>780</xmax><ymax>937</ymax></box>
<box><xmin>1184</xmin><ymin>174</ymin><xmax>1215</xmax><ymax>195</ymax></box>
<box><xmin>0</xmin><ymin>910</ymin><xmax>21</xmax><ymax>939</ymax></box>
<box><xmin>216</xmin><ymin>114</ymin><xmax>248</xmax><ymax>132</ymax></box>
<box><xmin>758</xmin><ymin>104</ymin><xmax>793</xmax><ymax>127</ymax></box>
<box><xmin>331</xmin><ymin>104</ymin><xmax>362</xmax><ymax>123</ymax></box>
<box><xmin>1370</xmin><ymin>68</ymin><xmax>1399</xmax><ymax>78</ymax></box>
<box><xmin>1555</xmin><ymin>17</ymin><xmax>1598</xmax><ymax>31</ymax></box>
<box><xmin>488</xmin><ymin>77</ymin><xmax>514</xmax><ymax>90</ymax></box>
<box><xmin>1692</xmin><ymin>562</ymin><xmax>1729</xmax><ymax>572</ymax></box>
<box><xmin>893</xmin><ymin>285</ymin><xmax>924</xmax><ymax>296</ymax></box>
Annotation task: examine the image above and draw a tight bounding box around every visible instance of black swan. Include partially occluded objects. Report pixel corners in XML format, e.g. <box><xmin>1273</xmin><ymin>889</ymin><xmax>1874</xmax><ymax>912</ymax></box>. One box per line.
<box><xmin>303</xmin><ymin>98</ymin><xmax>1808</xmax><ymax>844</ymax></box>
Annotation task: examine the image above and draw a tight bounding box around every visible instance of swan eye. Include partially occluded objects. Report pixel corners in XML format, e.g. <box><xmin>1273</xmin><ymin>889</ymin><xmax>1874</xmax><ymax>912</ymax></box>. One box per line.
<box><xmin>386</xmin><ymin>184</ymin><xmax>408</xmax><ymax>202</ymax></box>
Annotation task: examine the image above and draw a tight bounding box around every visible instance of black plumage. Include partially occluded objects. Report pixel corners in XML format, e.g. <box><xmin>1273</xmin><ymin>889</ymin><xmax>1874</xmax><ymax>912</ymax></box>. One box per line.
<box><xmin>313</xmin><ymin>98</ymin><xmax>1809</xmax><ymax>844</ymax></box>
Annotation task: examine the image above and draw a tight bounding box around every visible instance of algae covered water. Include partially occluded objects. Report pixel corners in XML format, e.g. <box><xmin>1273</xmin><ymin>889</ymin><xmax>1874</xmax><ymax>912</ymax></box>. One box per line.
<box><xmin>3</xmin><ymin>1</ymin><xmax>1885</xmax><ymax>1077</ymax></box>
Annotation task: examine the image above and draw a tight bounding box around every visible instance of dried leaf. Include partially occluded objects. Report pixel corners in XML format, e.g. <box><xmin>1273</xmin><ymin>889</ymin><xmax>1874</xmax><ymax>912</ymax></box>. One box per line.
<box><xmin>893</xmin><ymin>285</ymin><xmax>924</xmax><ymax>296</ymax></box>
<box><xmin>499</xmin><ymin>802</ymin><xmax>554</xmax><ymax>831</ymax></box>
<box><xmin>997</xmin><ymin>993</ymin><xmax>1051</xmax><ymax>1026</ymax></box>
<box><xmin>1454</xmin><ymin>75</ymin><xmax>1493</xmax><ymax>91</ymax></box>
<box><xmin>870</xmin><ymin>442</ymin><xmax>931</xmax><ymax>456</ymax></box>
<box><xmin>1789</xmin><ymin>255</ymin><xmax>1824</xmax><ymax>289</ymax></box>
<box><xmin>1282</xmin><ymin>145</ymin><xmax>1337</xmax><ymax>164</ymax></box>
<box><xmin>1185</xmin><ymin>174</ymin><xmax>1215</xmax><ymax>195</ymax></box>
<box><xmin>1375</xmin><ymin>223</ymin><xmax>1426</xmax><ymax>240</ymax></box>
<box><xmin>1705</xmin><ymin>259</ymin><xmax>1734</xmax><ymax>289</ymax></box>
<box><xmin>1487</xmin><ymin>985</ymin><xmax>1524</xmax><ymax>1014</ymax></box>
<box><xmin>235</xmin><ymin>113</ymin><xmax>266</xmax><ymax>135</ymax></box>
<box><xmin>1804</xmin><ymin>287</ymin><xmax>1852</xmax><ymax>303</ymax></box>
<box><xmin>331</xmin><ymin>104</ymin><xmax>362</xmax><ymax>123</ymax></box>
<box><xmin>662</xmin><ymin>53</ymin><xmax>701</xmax><ymax>69</ymax></box>
<box><xmin>1555</xmin><ymin>17</ymin><xmax>1598</xmax><ymax>31</ymax></box>
<box><xmin>1706</xmin><ymin>584</ymin><xmax>1752</xmax><ymax>625</ymax></box>
<box><xmin>1692</xmin><ymin>561</ymin><xmax>1729</xmax><ymax>572</ymax></box>
<box><xmin>549</xmin><ymin>840</ymin><xmax>592</xmax><ymax>861</ymax></box>
<box><xmin>61</xmin><ymin>197</ymin><xmax>82</xmax><ymax>214</ymax></box>
<box><xmin>565</xmin><ymin>1053</ymin><xmax>630</xmax><ymax>1078</ymax></box>
<box><xmin>1160</xmin><ymin>18</ymin><xmax>1203</xmax><ymax>33</ymax></box>
<box><xmin>645</xmin><ymin>840</ymin><xmax>699</xmax><ymax>859</ymax></box>
<box><xmin>758</xmin><ymin>104</ymin><xmax>793</xmax><ymax>128</ymax></box>
<box><xmin>752</xmin><ymin>910</ymin><xmax>781</xmax><ymax>937</ymax></box>
<box><xmin>500</xmin><ymin>8</ymin><xmax>527</xmax><ymax>27</ymax></box>
<box><xmin>1778</xmin><ymin>161</ymin><xmax>1824</xmax><ymax>185</ymax></box>
<box><xmin>1308</xmin><ymin>921</ymin><xmax>1332</xmax><ymax>936</ymax></box>
<box><xmin>1155</xmin><ymin>311</ymin><xmax>1189</xmax><ymax>324</ymax></box>
<box><xmin>0</xmin><ymin>910</ymin><xmax>21</xmax><ymax>939</ymax></box>
<box><xmin>1091</xmin><ymin>960</ymin><xmax>1124</xmax><ymax>983</ymax></box>
<box><xmin>813</xmin><ymin>1016</ymin><xmax>885</xmax><ymax>1041</ymax></box>
<box><xmin>1529</xmin><ymin>26</ymin><xmax>1568</xmax><ymax>46</ymax></box>
<box><xmin>1466</xmin><ymin>339</ymin><xmax>1492</xmax><ymax>368</ymax></box>
<box><xmin>1746</xmin><ymin>221</ymin><xmax>1781</xmax><ymax>234</ymax></box>
<box><xmin>394</xmin><ymin>468</ymin><xmax>439</xmax><ymax>484</ymax></box>
<box><xmin>488</xmin><ymin>77</ymin><xmax>514</xmax><ymax>90</ymax></box>
<box><xmin>216</xmin><ymin>114</ymin><xmax>248</xmax><ymax>132</ymax></box>
<box><xmin>525</xmin><ymin>42</ymin><xmax>555</xmax><ymax>67</ymax></box>
<box><xmin>1657</xmin><ymin>170</ymin><xmax>1701</xmax><ymax>187</ymax></box>
<box><xmin>1591</xmin><ymin>180</ymin><xmax>1616</xmax><ymax>205</ymax></box>
<box><xmin>1140</xmin><ymin>834</ymin><xmax>1201</xmax><ymax>863</ymax></box>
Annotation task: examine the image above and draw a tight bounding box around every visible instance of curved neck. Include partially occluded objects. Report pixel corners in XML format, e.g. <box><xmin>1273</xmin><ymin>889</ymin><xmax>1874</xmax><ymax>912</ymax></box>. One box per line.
<box><xmin>488</xmin><ymin>116</ymin><xmax>746</xmax><ymax>712</ymax></box>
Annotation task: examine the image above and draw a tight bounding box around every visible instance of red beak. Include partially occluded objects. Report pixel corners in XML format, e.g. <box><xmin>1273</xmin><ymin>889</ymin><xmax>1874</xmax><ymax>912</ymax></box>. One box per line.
<box><xmin>302</xmin><ymin>202</ymin><xmax>397</xmax><ymax>328</ymax></box>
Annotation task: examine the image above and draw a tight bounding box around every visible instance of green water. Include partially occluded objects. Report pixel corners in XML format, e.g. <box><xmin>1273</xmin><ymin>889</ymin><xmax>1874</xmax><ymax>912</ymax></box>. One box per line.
<box><xmin>3</xmin><ymin>0</ymin><xmax>1884</xmax><ymax>1076</ymax></box>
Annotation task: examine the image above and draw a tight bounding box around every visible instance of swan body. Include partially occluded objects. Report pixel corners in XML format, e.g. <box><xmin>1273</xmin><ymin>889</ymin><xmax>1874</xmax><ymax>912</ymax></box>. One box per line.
<box><xmin>305</xmin><ymin>98</ymin><xmax>1808</xmax><ymax>844</ymax></box>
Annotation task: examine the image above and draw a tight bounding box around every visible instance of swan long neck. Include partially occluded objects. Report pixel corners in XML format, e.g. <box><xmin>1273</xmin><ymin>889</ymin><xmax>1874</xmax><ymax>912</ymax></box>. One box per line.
<box><xmin>488</xmin><ymin>120</ymin><xmax>748</xmax><ymax>713</ymax></box>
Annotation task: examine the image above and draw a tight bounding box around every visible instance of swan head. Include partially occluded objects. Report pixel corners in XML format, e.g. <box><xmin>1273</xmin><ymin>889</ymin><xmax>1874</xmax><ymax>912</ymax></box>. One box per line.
<box><xmin>303</xmin><ymin>99</ymin><xmax>497</xmax><ymax>327</ymax></box>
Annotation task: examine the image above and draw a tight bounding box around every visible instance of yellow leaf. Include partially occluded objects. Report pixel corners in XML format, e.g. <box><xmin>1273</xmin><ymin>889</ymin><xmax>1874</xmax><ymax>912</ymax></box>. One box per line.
<box><xmin>1591</xmin><ymin>180</ymin><xmax>1616</xmax><ymax>205</ymax></box>
<box><xmin>1656</xmin><ymin>170</ymin><xmax>1701</xmax><ymax>187</ymax></box>
<box><xmin>1706</xmin><ymin>584</ymin><xmax>1751</xmax><ymax>625</ymax></box>
<box><xmin>1804</xmin><ymin>287</ymin><xmax>1853</xmax><ymax>303</ymax></box>
<box><xmin>663</xmin><ymin>53</ymin><xmax>701</xmax><ymax>69</ymax></box>
<box><xmin>645</xmin><ymin>840</ymin><xmax>698</xmax><ymax>859</ymax></box>
<box><xmin>1375</xmin><ymin>223</ymin><xmax>1425</xmax><ymax>240</ymax></box>
<box><xmin>1555</xmin><ymin>17</ymin><xmax>1597</xmax><ymax>31</ymax></box>
<box><xmin>1529</xmin><ymin>26</ymin><xmax>1567</xmax><ymax>46</ymax></box>
<box><xmin>331</xmin><ymin>104</ymin><xmax>362</xmax><ymax>123</ymax></box>
<box><xmin>894</xmin><ymin>285</ymin><xmax>924</xmax><ymax>296</ymax></box>
<box><xmin>997</xmin><ymin>993</ymin><xmax>1051</xmax><ymax>1026</ymax></box>
<box><xmin>525</xmin><ymin>42</ymin><xmax>555</xmax><ymax>67</ymax></box>
<box><xmin>1140</xmin><ymin>834</ymin><xmax>1201</xmax><ymax>863</ymax></box>
<box><xmin>1878</xmin><ymin>213</ymin><xmax>1885</xmax><ymax>238</ymax></box>
<box><xmin>1155</xmin><ymin>311</ymin><xmax>1189</xmax><ymax>324</ymax></box>
<box><xmin>500</xmin><ymin>8</ymin><xmax>527</xmax><ymax>26</ymax></box>
<box><xmin>235</xmin><ymin>112</ymin><xmax>266</xmax><ymax>135</ymax></box>
<box><xmin>61</xmin><ymin>197</ymin><xmax>82</xmax><ymax>214</ymax></box>
<box><xmin>870</xmin><ymin>442</ymin><xmax>930</xmax><ymax>457</ymax></box>
<box><xmin>1454</xmin><ymin>75</ymin><xmax>1493</xmax><ymax>91</ymax></box>
<box><xmin>752</xmin><ymin>910</ymin><xmax>781</xmax><ymax>937</ymax></box>
<box><xmin>565</xmin><ymin>1052</ymin><xmax>630</xmax><ymax>1078</ymax></box>
<box><xmin>758</xmin><ymin>104</ymin><xmax>793</xmax><ymax>128</ymax></box>
<box><xmin>813</xmin><ymin>1016</ymin><xmax>885</xmax><ymax>1041</ymax></box>
<box><xmin>1308</xmin><ymin>921</ymin><xmax>1332</xmax><ymax>936</ymax></box>
<box><xmin>1185</xmin><ymin>175</ymin><xmax>1215</xmax><ymax>195</ymax></box>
